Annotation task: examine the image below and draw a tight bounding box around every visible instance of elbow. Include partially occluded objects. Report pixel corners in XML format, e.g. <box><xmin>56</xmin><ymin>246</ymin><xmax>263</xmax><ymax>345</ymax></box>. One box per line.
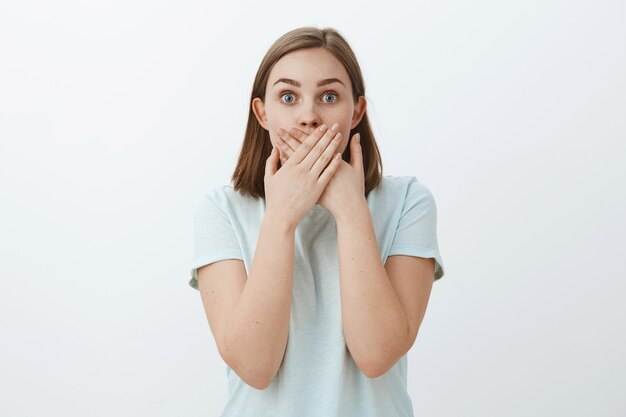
<box><xmin>220</xmin><ymin>349</ymin><xmax>277</xmax><ymax>390</ymax></box>
<box><xmin>244</xmin><ymin>374</ymin><xmax>274</xmax><ymax>390</ymax></box>
<box><xmin>236</xmin><ymin>363</ymin><xmax>274</xmax><ymax>390</ymax></box>
<box><xmin>353</xmin><ymin>354</ymin><xmax>389</xmax><ymax>379</ymax></box>
<box><xmin>359</xmin><ymin>360</ymin><xmax>390</xmax><ymax>379</ymax></box>
<box><xmin>354</xmin><ymin>346</ymin><xmax>407</xmax><ymax>379</ymax></box>
<box><xmin>219</xmin><ymin>326</ymin><xmax>287</xmax><ymax>390</ymax></box>
<box><xmin>250</xmin><ymin>365</ymin><xmax>279</xmax><ymax>390</ymax></box>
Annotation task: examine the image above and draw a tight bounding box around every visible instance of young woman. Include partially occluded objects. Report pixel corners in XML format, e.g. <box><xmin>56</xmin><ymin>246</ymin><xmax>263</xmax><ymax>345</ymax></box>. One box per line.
<box><xmin>189</xmin><ymin>26</ymin><xmax>445</xmax><ymax>417</ymax></box>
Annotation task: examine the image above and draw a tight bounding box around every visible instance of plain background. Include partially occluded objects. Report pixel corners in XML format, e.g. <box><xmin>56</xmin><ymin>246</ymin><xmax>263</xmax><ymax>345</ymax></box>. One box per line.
<box><xmin>1</xmin><ymin>0</ymin><xmax>624</xmax><ymax>416</ymax></box>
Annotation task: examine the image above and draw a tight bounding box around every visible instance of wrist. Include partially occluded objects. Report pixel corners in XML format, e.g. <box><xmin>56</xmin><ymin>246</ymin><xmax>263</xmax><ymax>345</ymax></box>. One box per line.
<box><xmin>333</xmin><ymin>196</ymin><xmax>369</xmax><ymax>225</ymax></box>
<box><xmin>263</xmin><ymin>209</ymin><xmax>298</xmax><ymax>235</ymax></box>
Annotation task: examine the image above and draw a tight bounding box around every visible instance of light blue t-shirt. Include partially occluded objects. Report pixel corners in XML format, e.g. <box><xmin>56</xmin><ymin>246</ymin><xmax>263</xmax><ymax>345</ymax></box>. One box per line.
<box><xmin>189</xmin><ymin>175</ymin><xmax>445</xmax><ymax>417</ymax></box>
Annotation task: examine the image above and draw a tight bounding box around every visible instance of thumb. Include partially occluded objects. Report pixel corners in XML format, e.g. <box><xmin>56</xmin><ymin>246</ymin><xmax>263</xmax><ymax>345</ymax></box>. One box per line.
<box><xmin>265</xmin><ymin>147</ymin><xmax>279</xmax><ymax>178</ymax></box>
<box><xmin>349</xmin><ymin>133</ymin><xmax>363</xmax><ymax>170</ymax></box>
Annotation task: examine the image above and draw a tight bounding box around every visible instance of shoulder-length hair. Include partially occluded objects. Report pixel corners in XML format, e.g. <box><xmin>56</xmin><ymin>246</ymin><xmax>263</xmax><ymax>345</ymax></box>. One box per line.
<box><xmin>231</xmin><ymin>26</ymin><xmax>383</xmax><ymax>199</ymax></box>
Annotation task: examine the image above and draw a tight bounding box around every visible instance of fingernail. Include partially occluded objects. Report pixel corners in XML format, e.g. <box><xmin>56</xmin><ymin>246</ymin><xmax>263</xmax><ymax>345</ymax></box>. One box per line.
<box><xmin>320</xmin><ymin>124</ymin><xmax>327</xmax><ymax>132</ymax></box>
<box><xmin>331</xmin><ymin>122</ymin><xmax>339</xmax><ymax>132</ymax></box>
<box><xmin>356</xmin><ymin>133</ymin><xmax>360</xmax><ymax>143</ymax></box>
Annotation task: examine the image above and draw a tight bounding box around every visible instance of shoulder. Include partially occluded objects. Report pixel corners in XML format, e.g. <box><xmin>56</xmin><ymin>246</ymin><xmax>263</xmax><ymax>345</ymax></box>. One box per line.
<box><xmin>196</xmin><ymin>184</ymin><xmax>248</xmax><ymax>206</ymax></box>
<box><xmin>196</xmin><ymin>184</ymin><xmax>264</xmax><ymax>218</ymax></box>
<box><xmin>200</xmin><ymin>184</ymin><xmax>238</xmax><ymax>203</ymax></box>
<box><xmin>368</xmin><ymin>175</ymin><xmax>436</xmax><ymax>206</ymax></box>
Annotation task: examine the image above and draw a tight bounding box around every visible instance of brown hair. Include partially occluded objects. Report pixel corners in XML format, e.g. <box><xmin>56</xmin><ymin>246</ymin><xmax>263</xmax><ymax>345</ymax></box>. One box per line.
<box><xmin>231</xmin><ymin>26</ymin><xmax>383</xmax><ymax>199</ymax></box>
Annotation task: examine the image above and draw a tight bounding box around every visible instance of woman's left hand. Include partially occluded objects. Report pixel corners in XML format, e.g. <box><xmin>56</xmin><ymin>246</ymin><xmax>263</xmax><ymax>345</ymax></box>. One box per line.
<box><xmin>275</xmin><ymin>127</ymin><xmax>366</xmax><ymax>219</ymax></box>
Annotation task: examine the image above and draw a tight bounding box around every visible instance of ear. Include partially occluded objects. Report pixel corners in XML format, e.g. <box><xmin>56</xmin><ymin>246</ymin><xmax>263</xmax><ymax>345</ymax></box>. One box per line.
<box><xmin>350</xmin><ymin>96</ymin><xmax>367</xmax><ymax>130</ymax></box>
<box><xmin>252</xmin><ymin>97</ymin><xmax>269</xmax><ymax>130</ymax></box>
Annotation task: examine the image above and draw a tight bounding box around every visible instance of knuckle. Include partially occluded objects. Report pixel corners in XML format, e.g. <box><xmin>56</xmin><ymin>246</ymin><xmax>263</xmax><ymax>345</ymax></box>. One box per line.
<box><xmin>312</xmin><ymin>142</ymin><xmax>324</xmax><ymax>154</ymax></box>
<box><xmin>314</xmin><ymin>131</ymin><xmax>326</xmax><ymax>141</ymax></box>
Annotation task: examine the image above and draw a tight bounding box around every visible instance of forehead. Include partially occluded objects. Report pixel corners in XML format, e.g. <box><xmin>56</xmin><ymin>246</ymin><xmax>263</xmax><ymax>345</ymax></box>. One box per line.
<box><xmin>268</xmin><ymin>48</ymin><xmax>350</xmax><ymax>88</ymax></box>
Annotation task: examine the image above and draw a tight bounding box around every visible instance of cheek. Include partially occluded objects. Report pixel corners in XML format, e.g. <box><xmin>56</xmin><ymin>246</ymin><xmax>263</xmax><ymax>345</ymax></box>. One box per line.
<box><xmin>341</xmin><ymin>126</ymin><xmax>353</xmax><ymax>147</ymax></box>
<box><xmin>264</xmin><ymin>129</ymin><xmax>278</xmax><ymax>150</ymax></box>
<box><xmin>270</xmin><ymin>135</ymin><xmax>282</xmax><ymax>150</ymax></box>
<box><xmin>268</xmin><ymin>126</ymin><xmax>282</xmax><ymax>144</ymax></box>
<box><xmin>337</xmin><ymin>136</ymin><xmax>349</xmax><ymax>155</ymax></box>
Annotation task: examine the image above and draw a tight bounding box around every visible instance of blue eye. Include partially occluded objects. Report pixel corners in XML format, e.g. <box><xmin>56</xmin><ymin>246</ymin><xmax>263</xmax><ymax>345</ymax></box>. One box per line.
<box><xmin>323</xmin><ymin>92</ymin><xmax>338</xmax><ymax>103</ymax></box>
<box><xmin>279</xmin><ymin>91</ymin><xmax>339</xmax><ymax>105</ymax></box>
<box><xmin>281</xmin><ymin>92</ymin><xmax>296</xmax><ymax>104</ymax></box>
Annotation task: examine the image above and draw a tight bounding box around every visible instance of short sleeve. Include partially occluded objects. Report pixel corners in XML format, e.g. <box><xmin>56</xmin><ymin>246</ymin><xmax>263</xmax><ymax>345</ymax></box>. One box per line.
<box><xmin>388</xmin><ymin>177</ymin><xmax>445</xmax><ymax>281</ymax></box>
<box><xmin>188</xmin><ymin>192</ymin><xmax>244</xmax><ymax>290</ymax></box>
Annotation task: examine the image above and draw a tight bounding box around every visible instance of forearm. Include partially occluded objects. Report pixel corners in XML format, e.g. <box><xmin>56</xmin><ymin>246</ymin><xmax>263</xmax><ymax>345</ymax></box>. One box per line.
<box><xmin>335</xmin><ymin>201</ymin><xmax>410</xmax><ymax>377</ymax></box>
<box><xmin>223</xmin><ymin>211</ymin><xmax>295</xmax><ymax>387</ymax></box>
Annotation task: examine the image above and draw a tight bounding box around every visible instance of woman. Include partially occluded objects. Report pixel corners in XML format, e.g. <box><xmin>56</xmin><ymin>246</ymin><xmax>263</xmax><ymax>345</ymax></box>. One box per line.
<box><xmin>189</xmin><ymin>26</ymin><xmax>445</xmax><ymax>417</ymax></box>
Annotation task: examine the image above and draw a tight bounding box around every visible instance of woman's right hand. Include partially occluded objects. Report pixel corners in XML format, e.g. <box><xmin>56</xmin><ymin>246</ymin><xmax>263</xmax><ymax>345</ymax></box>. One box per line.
<box><xmin>264</xmin><ymin>123</ymin><xmax>343</xmax><ymax>229</ymax></box>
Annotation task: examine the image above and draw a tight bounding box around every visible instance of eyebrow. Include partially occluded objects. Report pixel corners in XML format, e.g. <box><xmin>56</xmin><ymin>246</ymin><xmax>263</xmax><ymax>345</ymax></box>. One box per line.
<box><xmin>272</xmin><ymin>78</ymin><xmax>345</xmax><ymax>88</ymax></box>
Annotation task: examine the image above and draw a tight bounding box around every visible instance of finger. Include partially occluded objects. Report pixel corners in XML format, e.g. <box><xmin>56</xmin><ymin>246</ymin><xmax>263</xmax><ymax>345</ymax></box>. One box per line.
<box><xmin>278</xmin><ymin>147</ymin><xmax>287</xmax><ymax>165</ymax></box>
<box><xmin>276</xmin><ymin>130</ymin><xmax>298</xmax><ymax>160</ymax></box>
<box><xmin>301</xmin><ymin>123</ymin><xmax>342</xmax><ymax>171</ymax></box>
<box><xmin>265</xmin><ymin>147</ymin><xmax>279</xmax><ymax>177</ymax></box>
<box><xmin>349</xmin><ymin>133</ymin><xmax>363</xmax><ymax>170</ymax></box>
<box><xmin>317</xmin><ymin>152</ymin><xmax>343</xmax><ymax>185</ymax></box>
<box><xmin>287</xmin><ymin>128</ymin><xmax>307</xmax><ymax>143</ymax></box>
<box><xmin>310</xmin><ymin>128</ymin><xmax>343</xmax><ymax>177</ymax></box>
<box><xmin>278</xmin><ymin>128</ymin><xmax>301</xmax><ymax>151</ymax></box>
<box><xmin>286</xmin><ymin>123</ymin><xmax>329</xmax><ymax>166</ymax></box>
<box><xmin>276</xmin><ymin>136</ymin><xmax>294</xmax><ymax>165</ymax></box>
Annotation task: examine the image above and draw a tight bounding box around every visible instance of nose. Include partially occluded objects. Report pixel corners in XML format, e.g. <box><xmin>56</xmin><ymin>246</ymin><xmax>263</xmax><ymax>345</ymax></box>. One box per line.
<box><xmin>300</xmin><ymin>121</ymin><xmax>320</xmax><ymax>132</ymax></box>
<box><xmin>297</xmin><ymin>103</ymin><xmax>322</xmax><ymax>133</ymax></box>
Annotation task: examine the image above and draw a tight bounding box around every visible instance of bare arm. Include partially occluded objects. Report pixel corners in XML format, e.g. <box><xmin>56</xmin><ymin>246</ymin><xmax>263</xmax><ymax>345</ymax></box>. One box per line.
<box><xmin>201</xmin><ymin>126</ymin><xmax>342</xmax><ymax>389</ymax></box>
<box><xmin>335</xmin><ymin>200</ymin><xmax>411</xmax><ymax>378</ymax></box>
<box><xmin>221</xmin><ymin>211</ymin><xmax>296</xmax><ymax>389</ymax></box>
